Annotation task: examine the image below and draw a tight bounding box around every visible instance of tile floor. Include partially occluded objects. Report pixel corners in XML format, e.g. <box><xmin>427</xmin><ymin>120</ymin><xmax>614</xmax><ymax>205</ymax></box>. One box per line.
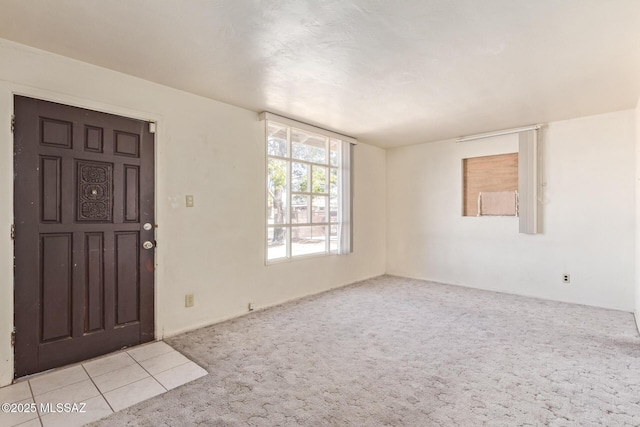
<box><xmin>0</xmin><ymin>341</ymin><xmax>208</xmax><ymax>427</ymax></box>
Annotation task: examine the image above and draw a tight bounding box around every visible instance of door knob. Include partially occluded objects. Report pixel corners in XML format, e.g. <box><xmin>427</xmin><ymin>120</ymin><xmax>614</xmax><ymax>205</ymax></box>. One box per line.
<box><xmin>142</xmin><ymin>241</ymin><xmax>154</xmax><ymax>250</ymax></box>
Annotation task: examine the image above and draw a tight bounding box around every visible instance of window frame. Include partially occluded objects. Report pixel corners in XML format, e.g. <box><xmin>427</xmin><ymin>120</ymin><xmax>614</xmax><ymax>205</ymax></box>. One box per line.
<box><xmin>264</xmin><ymin>118</ymin><xmax>351</xmax><ymax>264</ymax></box>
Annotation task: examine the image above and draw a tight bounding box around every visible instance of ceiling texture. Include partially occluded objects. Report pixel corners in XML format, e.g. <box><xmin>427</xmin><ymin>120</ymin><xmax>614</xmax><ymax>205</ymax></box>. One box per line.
<box><xmin>1</xmin><ymin>0</ymin><xmax>639</xmax><ymax>148</ymax></box>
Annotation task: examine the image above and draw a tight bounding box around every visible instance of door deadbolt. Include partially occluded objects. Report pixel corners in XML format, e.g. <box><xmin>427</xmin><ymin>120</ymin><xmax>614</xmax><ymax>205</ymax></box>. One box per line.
<box><xmin>143</xmin><ymin>222</ymin><xmax>153</xmax><ymax>231</ymax></box>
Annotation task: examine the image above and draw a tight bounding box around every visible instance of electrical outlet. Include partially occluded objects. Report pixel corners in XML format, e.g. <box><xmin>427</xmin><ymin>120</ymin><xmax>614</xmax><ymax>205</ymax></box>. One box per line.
<box><xmin>562</xmin><ymin>274</ymin><xmax>570</xmax><ymax>283</ymax></box>
<box><xmin>185</xmin><ymin>293</ymin><xmax>194</xmax><ymax>307</ymax></box>
<box><xmin>186</xmin><ymin>195</ymin><xmax>194</xmax><ymax>208</ymax></box>
<box><xmin>248</xmin><ymin>302</ymin><xmax>254</xmax><ymax>311</ymax></box>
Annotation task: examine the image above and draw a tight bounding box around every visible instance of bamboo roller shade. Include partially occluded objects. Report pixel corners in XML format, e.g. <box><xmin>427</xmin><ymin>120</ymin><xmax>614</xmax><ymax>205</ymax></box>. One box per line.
<box><xmin>463</xmin><ymin>153</ymin><xmax>518</xmax><ymax>216</ymax></box>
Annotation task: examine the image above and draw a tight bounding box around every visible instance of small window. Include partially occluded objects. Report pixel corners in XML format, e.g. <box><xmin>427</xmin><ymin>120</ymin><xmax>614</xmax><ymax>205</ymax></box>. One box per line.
<box><xmin>463</xmin><ymin>153</ymin><xmax>518</xmax><ymax>216</ymax></box>
<box><xmin>265</xmin><ymin>120</ymin><xmax>352</xmax><ymax>262</ymax></box>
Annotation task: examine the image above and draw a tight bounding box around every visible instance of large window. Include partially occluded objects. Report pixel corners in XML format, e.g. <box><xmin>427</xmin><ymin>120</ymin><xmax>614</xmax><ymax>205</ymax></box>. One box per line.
<box><xmin>264</xmin><ymin>115</ymin><xmax>353</xmax><ymax>262</ymax></box>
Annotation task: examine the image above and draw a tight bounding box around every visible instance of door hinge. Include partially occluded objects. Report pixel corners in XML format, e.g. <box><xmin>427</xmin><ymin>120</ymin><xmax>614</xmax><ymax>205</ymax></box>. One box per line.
<box><xmin>10</xmin><ymin>224</ymin><xmax>15</xmax><ymax>240</ymax></box>
<box><xmin>11</xmin><ymin>114</ymin><xmax>15</xmax><ymax>133</ymax></box>
<box><xmin>148</xmin><ymin>121</ymin><xmax>156</xmax><ymax>134</ymax></box>
<box><xmin>11</xmin><ymin>329</ymin><xmax>15</xmax><ymax>347</ymax></box>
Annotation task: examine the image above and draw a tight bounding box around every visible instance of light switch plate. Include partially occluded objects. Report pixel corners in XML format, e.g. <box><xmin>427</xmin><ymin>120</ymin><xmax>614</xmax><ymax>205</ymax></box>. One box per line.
<box><xmin>186</xmin><ymin>195</ymin><xmax>194</xmax><ymax>207</ymax></box>
<box><xmin>185</xmin><ymin>294</ymin><xmax>194</xmax><ymax>307</ymax></box>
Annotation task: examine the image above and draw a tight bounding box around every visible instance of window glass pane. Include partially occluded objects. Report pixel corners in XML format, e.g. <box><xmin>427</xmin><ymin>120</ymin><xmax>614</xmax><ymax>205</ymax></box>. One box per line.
<box><xmin>330</xmin><ymin>224</ymin><xmax>339</xmax><ymax>253</ymax></box>
<box><xmin>312</xmin><ymin>165</ymin><xmax>327</xmax><ymax>193</ymax></box>
<box><xmin>292</xmin><ymin>163</ymin><xmax>309</xmax><ymax>192</ymax></box>
<box><xmin>292</xmin><ymin>129</ymin><xmax>327</xmax><ymax>163</ymax></box>
<box><xmin>329</xmin><ymin>168</ymin><xmax>339</xmax><ymax>224</ymax></box>
<box><xmin>267</xmin><ymin>226</ymin><xmax>288</xmax><ymax>260</ymax></box>
<box><xmin>267</xmin><ymin>123</ymin><xmax>288</xmax><ymax>157</ymax></box>
<box><xmin>329</xmin><ymin>168</ymin><xmax>338</xmax><ymax>198</ymax></box>
<box><xmin>312</xmin><ymin>196</ymin><xmax>327</xmax><ymax>223</ymax></box>
<box><xmin>330</xmin><ymin>196</ymin><xmax>338</xmax><ymax>223</ymax></box>
<box><xmin>268</xmin><ymin>159</ymin><xmax>288</xmax><ymax>224</ymax></box>
<box><xmin>329</xmin><ymin>139</ymin><xmax>341</xmax><ymax>167</ymax></box>
<box><xmin>267</xmin><ymin>193</ymin><xmax>274</xmax><ymax>224</ymax></box>
<box><xmin>292</xmin><ymin>226</ymin><xmax>327</xmax><ymax>257</ymax></box>
<box><xmin>291</xmin><ymin>195</ymin><xmax>309</xmax><ymax>224</ymax></box>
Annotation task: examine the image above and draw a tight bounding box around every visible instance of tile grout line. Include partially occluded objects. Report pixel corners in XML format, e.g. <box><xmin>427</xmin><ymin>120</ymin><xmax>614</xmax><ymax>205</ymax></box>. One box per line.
<box><xmin>28</xmin><ymin>368</ymin><xmax>90</xmax><ymax>401</ymax></box>
<box><xmin>26</xmin><ymin>380</ymin><xmax>43</xmax><ymax>427</ymax></box>
<box><xmin>149</xmin><ymin>360</ymin><xmax>193</xmax><ymax>378</ymax></box>
<box><xmin>73</xmin><ymin>347</ymin><xmax>180</xmax><ymax>398</ymax></box>
<box><xmin>82</xmin><ymin>349</ymin><xmax>174</xmax><ymax>397</ymax></box>
<box><xmin>86</xmin><ymin>353</ymin><xmax>138</xmax><ymax>380</ymax></box>
<box><xmin>127</xmin><ymin>351</ymin><xmax>169</xmax><ymax>393</ymax></box>
<box><xmin>127</xmin><ymin>346</ymin><xmax>175</xmax><ymax>365</ymax></box>
<box><xmin>81</xmin><ymin>364</ymin><xmax>115</xmax><ymax>415</ymax></box>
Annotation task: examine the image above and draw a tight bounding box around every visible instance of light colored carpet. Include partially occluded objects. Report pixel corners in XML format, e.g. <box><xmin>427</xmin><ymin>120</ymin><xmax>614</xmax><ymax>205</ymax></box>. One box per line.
<box><xmin>89</xmin><ymin>275</ymin><xmax>640</xmax><ymax>426</ymax></box>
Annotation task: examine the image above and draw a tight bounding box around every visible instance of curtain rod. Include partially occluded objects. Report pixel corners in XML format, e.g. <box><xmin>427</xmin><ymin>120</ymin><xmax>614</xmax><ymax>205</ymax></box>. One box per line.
<box><xmin>457</xmin><ymin>124</ymin><xmax>541</xmax><ymax>143</ymax></box>
<box><xmin>259</xmin><ymin>112</ymin><xmax>357</xmax><ymax>145</ymax></box>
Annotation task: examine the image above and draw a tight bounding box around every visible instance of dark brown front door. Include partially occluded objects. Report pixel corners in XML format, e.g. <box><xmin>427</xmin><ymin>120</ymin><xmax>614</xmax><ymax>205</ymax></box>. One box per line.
<box><xmin>13</xmin><ymin>96</ymin><xmax>155</xmax><ymax>377</ymax></box>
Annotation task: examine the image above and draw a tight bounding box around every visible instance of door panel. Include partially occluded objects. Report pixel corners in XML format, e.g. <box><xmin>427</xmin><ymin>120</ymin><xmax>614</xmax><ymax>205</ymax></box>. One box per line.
<box><xmin>115</xmin><ymin>232</ymin><xmax>140</xmax><ymax>325</ymax></box>
<box><xmin>14</xmin><ymin>96</ymin><xmax>155</xmax><ymax>377</ymax></box>
<box><xmin>40</xmin><ymin>233</ymin><xmax>73</xmax><ymax>342</ymax></box>
<box><xmin>85</xmin><ymin>232</ymin><xmax>105</xmax><ymax>333</ymax></box>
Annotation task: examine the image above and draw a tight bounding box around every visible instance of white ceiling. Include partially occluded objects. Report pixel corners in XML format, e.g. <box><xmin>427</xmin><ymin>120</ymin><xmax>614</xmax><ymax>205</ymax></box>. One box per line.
<box><xmin>1</xmin><ymin>0</ymin><xmax>639</xmax><ymax>148</ymax></box>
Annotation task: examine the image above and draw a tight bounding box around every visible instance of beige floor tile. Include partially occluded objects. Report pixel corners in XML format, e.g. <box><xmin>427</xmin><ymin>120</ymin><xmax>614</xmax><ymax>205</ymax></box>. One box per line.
<box><xmin>0</xmin><ymin>381</ymin><xmax>32</xmax><ymax>404</ymax></box>
<box><xmin>127</xmin><ymin>341</ymin><xmax>174</xmax><ymax>362</ymax></box>
<box><xmin>0</xmin><ymin>397</ymin><xmax>39</xmax><ymax>426</ymax></box>
<box><xmin>138</xmin><ymin>351</ymin><xmax>190</xmax><ymax>375</ymax></box>
<box><xmin>154</xmin><ymin>362</ymin><xmax>208</xmax><ymax>390</ymax></box>
<box><xmin>40</xmin><ymin>395</ymin><xmax>112</xmax><ymax>427</ymax></box>
<box><xmin>6</xmin><ymin>343</ymin><xmax>198</xmax><ymax>425</ymax></box>
<box><xmin>92</xmin><ymin>363</ymin><xmax>149</xmax><ymax>394</ymax></box>
<box><xmin>34</xmin><ymin>379</ymin><xmax>100</xmax><ymax>412</ymax></box>
<box><xmin>103</xmin><ymin>377</ymin><xmax>165</xmax><ymax>412</ymax></box>
<box><xmin>83</xmin><ymin>352</ymin><xmax>136</xmax><ymax>378</ymax></box>
<box><xmin>29</xmin><ymin>366</ymin><xmax>88</xmax><ymax>397</ymax></box>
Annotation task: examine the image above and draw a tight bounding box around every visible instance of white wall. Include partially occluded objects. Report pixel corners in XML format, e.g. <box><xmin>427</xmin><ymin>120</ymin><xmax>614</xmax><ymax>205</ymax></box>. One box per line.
<box><xmin>635</xmin><ymin>96</ymin><xmax>640</xmax><ymax>331</ymax></box>
<box><xmin>0</xmin><ymin>39</ymin><xmax>386</xmax><ymax>386</ymax></box>
<box><xmin>387</xmin><ymin>110</ymin><xmax>636</xmax><ymax>312</ymax></box>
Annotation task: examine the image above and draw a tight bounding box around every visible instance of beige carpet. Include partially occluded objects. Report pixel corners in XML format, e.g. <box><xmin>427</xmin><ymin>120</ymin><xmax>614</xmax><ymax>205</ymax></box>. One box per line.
<box><xmin>89</xmin><ymin>275</ymin><xmax>640</xmax><ymax>426</ymax></box>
